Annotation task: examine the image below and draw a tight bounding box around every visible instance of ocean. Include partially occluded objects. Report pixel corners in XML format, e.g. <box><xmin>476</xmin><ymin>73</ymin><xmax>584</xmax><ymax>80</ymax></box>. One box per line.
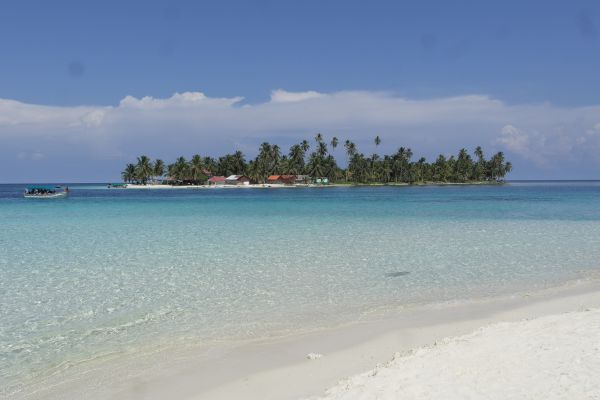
<box><xmin>1</xmin><ymin>182</ymin><xmax>600</xmax><ymax>396</ymax></box>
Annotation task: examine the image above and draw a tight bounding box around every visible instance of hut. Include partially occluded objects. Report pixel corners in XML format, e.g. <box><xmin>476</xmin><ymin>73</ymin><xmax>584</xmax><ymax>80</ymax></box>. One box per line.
<box><xmin>295</xmin><ymin>175</ymin><xmax>310</xmax><ymax>184</ymax></box>
<box><xmin>208</xmin><ymin>176</ymin><xmax>226</xmax><ymax>186</ymax></box>
<box><xmin>225</xmin><ymin>175</ymin><xmax>251</xmax><ymax>185</ymax></box>
<box><xmin>267</xmin><ymin>175</ymin><xmax>281</xmax><ymax>184</ymax></box>
<box><xmin>267</xmin><ymin>175</ymin><xmax>297</xmax><ymax>185</ymax></box>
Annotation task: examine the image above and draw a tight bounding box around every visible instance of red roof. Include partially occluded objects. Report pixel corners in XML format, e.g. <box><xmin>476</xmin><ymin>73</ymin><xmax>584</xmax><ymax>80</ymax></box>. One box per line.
<box><xmin>208</xmin><ymin>176</ymin><xmax>226</xmax><ymax>182</ymax></box>
<box><xmin>267</xmin><ymin>174</ymin><xmax>297</xmax><ymax>182</ymax></box>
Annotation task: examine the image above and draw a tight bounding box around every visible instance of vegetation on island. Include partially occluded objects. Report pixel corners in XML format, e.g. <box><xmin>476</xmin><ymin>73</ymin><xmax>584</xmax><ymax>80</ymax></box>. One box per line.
<box><xmin>121</xmin><ymin>135</ymin><xmax>512</xmax><ymax>185</ymax></box>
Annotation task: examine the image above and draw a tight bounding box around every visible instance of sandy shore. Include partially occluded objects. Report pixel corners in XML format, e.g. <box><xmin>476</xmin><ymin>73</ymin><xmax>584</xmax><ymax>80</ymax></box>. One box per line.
<box><xmin>16</xmin><ymin>279</ymin><xmax>600</xmax><ymax>400</ymax></box>
<box><xmin>309</xmin><ymin>309</ymin><xmax>600</xmax><ymax>399</ymax></box>
<box><xmin>119</xmin><ymin>181</ymin><xmax>497</xmax><ymax>190</ymax></box>
<box><xmin>192</xmin><ymin>280</ymin><xmax>600</xmax><ymax>400</ymax></box>
<box><xmin>121</xmin><ymin>183</ymin><xmax>318</xmax><ymax>189</ymax></box>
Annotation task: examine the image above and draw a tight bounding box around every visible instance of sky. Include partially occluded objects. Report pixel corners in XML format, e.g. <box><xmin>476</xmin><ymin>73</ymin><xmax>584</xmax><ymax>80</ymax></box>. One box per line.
<box><xmin>1</xmin><ymin>0</ymin><xmax>599</xmax><ymax>182</ymax></box>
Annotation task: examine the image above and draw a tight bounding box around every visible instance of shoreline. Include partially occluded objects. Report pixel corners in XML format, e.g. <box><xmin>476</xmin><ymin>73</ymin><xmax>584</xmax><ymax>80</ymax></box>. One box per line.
<box><xmin>310</xmin><ymin>307</ymin><xmax>600</xmax><ymax>399</ymax></box>
<box><xmin>193</xmin><ymin>278</ymin><xmax>600</xmax><ymax>400</ymax></box>
<box><xmin>17</xmin><ymin>277</ymin><xmax>600</xmax><ymax>400</ymax></box>
<box><xmin>118</xmin><ymin>181</ymin><xmax>503</xmax><ymax>190</ymax></box>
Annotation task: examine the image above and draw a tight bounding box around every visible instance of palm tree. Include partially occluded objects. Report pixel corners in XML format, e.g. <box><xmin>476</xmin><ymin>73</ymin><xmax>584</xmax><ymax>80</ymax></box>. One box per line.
<box><xmin>246</xmin><ymin>160</ymin><xmax>259</xmax><ymax>182</ymax></box>
<box><xmin>330</xmin><ymin>137</ymin><xmax>339</xmax><ymax>168</ymax></box>
<box><xmin>317</xmin><ymin>142</ymin><xmax>328</xmax><ymax>157</ymax></box>
<box><xmin>271</xmin><ymin>144</ymin><xmax>282</xmax><ymax>174</ymax></box>
<box><xmin>331</xmin><ymin>137</ymin><xmax>338</xmax><ymax>151</ymax></box>
<box><xmin>135</xmin><ymin>155</ymin><xmax>154</xmax><ymax>185</ymax></box>
<box><xmin>307</xmin><ymin>152</ymin><xmax>325</xmax><ymax>178</ymax></box>
<box><xmin>474</xmin><ymin>146</ymin><xmax>484</xmax><ymax>161</ymax></box>
<box><xmin>232</xmin><ymin>151</ymin><xmax>246</xmax><ymax>174</ymax></box>
<box><xmin>473</xmin><ymin>146</ymin><xmax>486</xmax><ymax>181</ymax></box>
<box><xmin>344</xmin><ymin>140</ymin><xmax>357</xmax><ymax>157</ymax></box>
<box><xmin>170</xmin><ymin>156</ymin><xmax>189</xmax><ymax>182</ymax></box>
<box><xmin>433</xmin><ymin>154</ymin><xmax>448</xmax><ymax>182</ymax></box>
<box><xmin>382</xmin><ymin>156</ymin><xmax>393</xmax><ymax>183</ymax></box>
<box><xmin>488</xmin><ymin>151</ymin><xmax>511</xmax><ymax>181</ymax></box>
<box><xmin>344</xmin><ymin>140</ymin><xmax>357</xmax><ymax>181</ymax></box>
<box><xmin>392</xmin><ymin>147</ymin><xmax>412</xmax><ymax>183</ymax></box>
<box><xmin>455</xmin><ymin>148</ymin><xmax>472</xmax><ymax>182</ymax></box>
<box><xmin>373</xmin><ymin>137</ymin><xmax>382</xmax><ymax>179</ymax></box>
<box><xmin>202</xmin><ymin>157</ymin><xmax>217</xmax><ymax>176</ymax></box>
<box><xmin>370</xmin><ymin>153</ymin><xmax>381</xmax><ymax>182</ymax></box>
<box><xmin>348</xmin><ymin>153</ymin><xmax>369</xmax><ymax>183</ymax></box>
<box><xmin>189</xmin><ymin>154</ymin><xmax>205</xmax><ymax>183</ymax></box>
<box><xmin>288</xmin><ymin>144</ymin><xmax>305</xmax><ymax>175</ymax></box>
<box><xmin>323</xmin><ymin>155</ymin><xmax>339</xmax><ymax>181</ymax></box>
<box><xmin>122</xmin><ymin>163</ymin><xmax>137</xmax><ymax>183</ymax></box>
<box><xmin>153</xmin><ymin>159</ymin><xmax>165</xmax><ymax>181</ymax></box>
<box><xmin>414</xmin><ymin>157</ymin><xmax>427</xmax><ymax>183</ymax></box>
<box><xmin>504</xmin><ymin>161</ymin><xmax>513</xmax><ymax>176</ymax></box>
<box><xmin>121</xmin><ymin>143</ymin><xmax>510</xmax><ymax>186</ymax></box>
<box><xmin>254</xmin><ymin>142</ymin><xmax>277</xmax><ymax>182</ymax></box>
<box><xmin>301</xmin><ymin>140</ymin><xmax>310</xmax><ymax>153</ymax></box>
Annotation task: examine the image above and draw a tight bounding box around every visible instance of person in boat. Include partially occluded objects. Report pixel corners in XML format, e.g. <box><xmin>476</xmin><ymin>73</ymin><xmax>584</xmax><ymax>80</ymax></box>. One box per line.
<box><xmin>25</xmin><ymin>186</ymin><xmax>60</xmax><ymax>196</ymax></box>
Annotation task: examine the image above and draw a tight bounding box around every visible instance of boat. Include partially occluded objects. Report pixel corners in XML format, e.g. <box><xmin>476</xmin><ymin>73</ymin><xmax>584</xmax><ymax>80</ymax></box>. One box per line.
<box><xmin>107</xmin><ymin>183</ymin><xmax>128</xmax><ymax>188</ymax></box>
<box><xmin>24</xmin><ymin>186</ymin><xmax>69</xmax><ymax>199</ymax></box>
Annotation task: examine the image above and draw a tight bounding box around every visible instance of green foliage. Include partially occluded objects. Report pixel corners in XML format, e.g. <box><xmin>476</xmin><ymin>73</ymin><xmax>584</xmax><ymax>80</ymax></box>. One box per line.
<box><xmin>121</xmin><ymin>163</ymin><xmax>137</xmax><ymax>183</ymax></box>
<box><xmin>121</xmin><ymin>135</ymin><xmax>512</xmax><ymax>185</ymax></box>
<box><xmin>134</xmin><ymin>155</ymin><xmax>154</xmax><ymax>184</ymax></box>
<box><xmin>153</xmin><ymin>159</ymin><xmax>165</xmax><ymax>178</ymax></box>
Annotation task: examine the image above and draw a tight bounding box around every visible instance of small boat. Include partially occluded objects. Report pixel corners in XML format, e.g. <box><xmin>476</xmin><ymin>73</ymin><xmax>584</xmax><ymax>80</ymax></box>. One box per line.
<box><xmin>107</xmin><ymin>183</ymin><xmax>128</xmax><ymax>188</ymax></box>
<box><xmin>24</xmin><ymin>186</ymin><xmax>69</xmax><ymax>199</ymax></box>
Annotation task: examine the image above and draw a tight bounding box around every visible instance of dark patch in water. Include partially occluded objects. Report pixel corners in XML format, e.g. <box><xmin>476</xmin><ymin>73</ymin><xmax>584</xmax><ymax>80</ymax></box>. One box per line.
<box><xmin>385</xmin><ymin>271</ymin><xmax>410</xmax><ymax>277</ymax></box>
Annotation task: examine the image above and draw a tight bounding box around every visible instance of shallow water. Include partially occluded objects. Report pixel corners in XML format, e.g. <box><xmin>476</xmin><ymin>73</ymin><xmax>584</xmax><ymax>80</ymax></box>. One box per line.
<box><xmin>1</xmin><ymin>182</ymin><xmax>600</xmax><ymax>395</ymax></box>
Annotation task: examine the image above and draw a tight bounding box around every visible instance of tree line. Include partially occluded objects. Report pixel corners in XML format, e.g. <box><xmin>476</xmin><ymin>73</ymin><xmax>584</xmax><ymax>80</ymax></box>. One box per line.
<box><xmin>121</xmin><ymin>134</ymin><xmax>512</xmax><ymax>184</ymax></box>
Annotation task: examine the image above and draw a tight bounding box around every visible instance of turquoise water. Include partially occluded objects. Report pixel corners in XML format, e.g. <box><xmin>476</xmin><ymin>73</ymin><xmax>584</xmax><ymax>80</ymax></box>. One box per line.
<box><xmin>1</xmin><ymin>182</ymin><xmax>600</xmax><ymax>395</ymax></box>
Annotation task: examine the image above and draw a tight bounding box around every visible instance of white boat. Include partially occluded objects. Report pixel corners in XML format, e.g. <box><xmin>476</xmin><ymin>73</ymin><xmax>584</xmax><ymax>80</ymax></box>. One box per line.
<box><xmin>24</xmin><ymin>186</ymin><xmax>69</xmax><ymax>199</ymax></box>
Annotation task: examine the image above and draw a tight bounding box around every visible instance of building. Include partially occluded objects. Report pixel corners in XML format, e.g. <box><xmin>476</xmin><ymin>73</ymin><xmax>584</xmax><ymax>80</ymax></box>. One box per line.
<box><xmin>225</xmin><ymin>175</ymin><xmax>251</xmax><ymax>185</ymax></box>
<box><xmin>295</xmin><ymin>175</ymin><xmax>310</xmax><ymax>184</ymax></box>
<box><xmin>267</xmin><ymin>175</ymin><xmax>296</xmax><ymax>185</ymax></box>
<box><xmin>267</xmin><ymin>175</ymin><xmax>280</xmax><ymax>184</ymax></box>
<box><xmin>208</xmin><ymin>176</ymin><xmax>226</xmax><ymax>185</ymax></box>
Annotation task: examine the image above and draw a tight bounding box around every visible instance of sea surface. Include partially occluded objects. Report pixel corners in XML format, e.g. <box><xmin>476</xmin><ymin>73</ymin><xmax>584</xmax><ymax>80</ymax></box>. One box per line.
<box><xmin>1</xmin><ymin>182</ymin><xmax>600</xmax><ymax>396</ymax></box>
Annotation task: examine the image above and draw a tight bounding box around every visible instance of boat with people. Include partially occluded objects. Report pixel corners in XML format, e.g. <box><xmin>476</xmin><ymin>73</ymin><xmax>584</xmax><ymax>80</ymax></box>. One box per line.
<box><xmin>24</xmin><ymin>186</ymin><xmax>69</xmax><ymax>199</ymax></box>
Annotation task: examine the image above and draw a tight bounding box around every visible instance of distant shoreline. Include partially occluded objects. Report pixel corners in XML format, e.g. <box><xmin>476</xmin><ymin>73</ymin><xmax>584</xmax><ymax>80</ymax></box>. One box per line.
<box><xmin>118</xmin><ymin>181</ymin><xmax>505</xmax><ymax>189</ymax></box>
<box><xmin>4</xmin><ymin>180</ymin><xmax>600</xmax><ymax>185</ymax></box>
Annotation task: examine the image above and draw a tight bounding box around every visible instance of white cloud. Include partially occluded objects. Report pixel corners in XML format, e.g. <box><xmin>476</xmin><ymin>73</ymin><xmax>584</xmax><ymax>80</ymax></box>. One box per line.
<box><xmin>270</xmin><ymin>89</ymin><xmax>324</xmax><ymax>103</ymax></box>
<box><xmin>76</xmin><ymin>109</ymin><xmax>107</xmax><ymax>128</ymax></box>
<box><xmin>118</xmin><ymin>92</ymin><xmax>244</xmax><ymax>109</ymax></box>
<box><xmin>497</xmin><ymin>125</ymin><xmax>547</xmax><ymax>167</ymax></box>
<box><xmin>1</xmin><ymin>89</ymin><xmax>600</xmax><ymax>180</ymax></box>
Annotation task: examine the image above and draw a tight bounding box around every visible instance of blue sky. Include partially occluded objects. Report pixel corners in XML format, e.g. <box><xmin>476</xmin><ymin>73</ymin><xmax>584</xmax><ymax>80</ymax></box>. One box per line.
<box><xmin>1</xmin><ymin>0</ymin><xmax>600</xmax><ymax>181</ymax></box>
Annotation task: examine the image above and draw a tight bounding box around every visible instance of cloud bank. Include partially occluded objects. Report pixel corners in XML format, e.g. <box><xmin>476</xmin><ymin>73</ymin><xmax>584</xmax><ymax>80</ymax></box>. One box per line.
<box><xmin>1</xmin><ymin>90</ymin><xmax>600</xmax><ymax>181</ymax></box>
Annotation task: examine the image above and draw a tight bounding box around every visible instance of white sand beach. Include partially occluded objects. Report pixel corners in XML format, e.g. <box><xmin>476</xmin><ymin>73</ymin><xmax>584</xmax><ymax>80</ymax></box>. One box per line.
<box><xmin>309</xmin><ymin>309</ymin><xmax>600</xmax><ymax>400</ymax></box>
<box><xmin>192</xmin><ymin>280</ymin><xmax>600</xmax><ymax>400</ymax></box>
<box><xmin>13</xmin><ymin>280</ymin><xmax>600</xmax><ymax>400</ymax></box>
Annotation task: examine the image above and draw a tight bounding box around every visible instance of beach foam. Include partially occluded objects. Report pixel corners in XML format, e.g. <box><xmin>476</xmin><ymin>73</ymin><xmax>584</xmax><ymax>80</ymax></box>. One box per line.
<box><xmin>309</xmin><ymin>309</ymin><xmax>600</xmax><ymax>400</ymax></box>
